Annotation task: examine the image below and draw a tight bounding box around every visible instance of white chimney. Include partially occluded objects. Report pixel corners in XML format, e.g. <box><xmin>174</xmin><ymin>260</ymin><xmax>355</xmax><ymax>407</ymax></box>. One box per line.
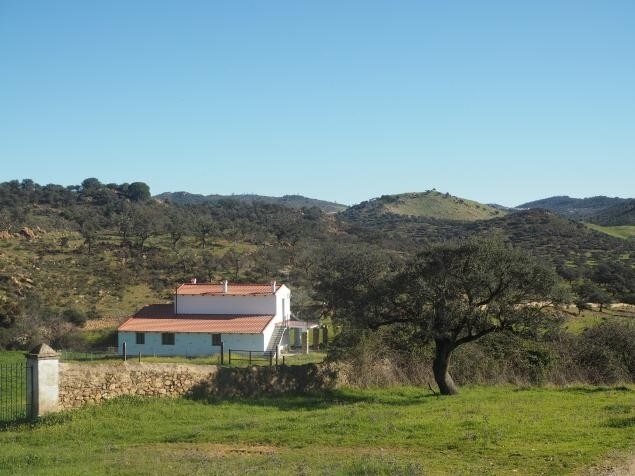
<box><xmin>272</xmin><ymin>280</ymin><xmax>276</xmax><ymax>292</ymax></box>
<box><xmin>191</xmin><ymin>278</ymin><xmax>197</xmax><ymax>284</ymax></box>
<box><xmin>223</xmin><ymin>280</ymin><xmax>228</xmax><ymax>293</ymax></box>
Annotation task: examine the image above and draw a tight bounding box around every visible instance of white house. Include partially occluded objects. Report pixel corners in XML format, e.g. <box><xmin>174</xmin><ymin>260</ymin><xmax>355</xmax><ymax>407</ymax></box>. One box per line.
<box><xmin>118</xmin><ymin>281</ymin><xmax>291</xmax><ymax>357</ymax></box>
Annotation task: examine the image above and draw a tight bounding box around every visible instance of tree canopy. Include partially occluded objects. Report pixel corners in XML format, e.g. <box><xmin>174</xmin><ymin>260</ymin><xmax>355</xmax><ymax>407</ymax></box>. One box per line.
<box><xmin>316</xmin><ymin>239</ymin><xmax>565</xmax><ymax>395</ymax></box>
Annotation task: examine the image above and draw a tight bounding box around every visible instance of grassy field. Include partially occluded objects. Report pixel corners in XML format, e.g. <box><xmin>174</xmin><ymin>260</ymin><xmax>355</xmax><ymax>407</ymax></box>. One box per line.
<box><xmin>563</xmin><ymin>306</ymin><xmax>635</xmax><ymax>334</ymax></box>
<box><xmin>382</xmin><ymin>191</ymin><xmax>505</xmax><ymax>220</ymax></box>
<box><xmin>0</xmin><ymin>385</ymin><xmax>633</xmax><ymax>475</ymax></box>
<box><xmin>586</xmin><ymin>223</ymin><xmax>635</xmax><ymax>240</ymax></box>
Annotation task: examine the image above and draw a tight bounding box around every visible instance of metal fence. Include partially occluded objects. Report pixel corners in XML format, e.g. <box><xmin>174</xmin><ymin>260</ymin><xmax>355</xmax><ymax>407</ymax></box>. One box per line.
<box><xmin>60</xmin><ymin>348</ymin><xmax>119</xmax><ymax>362</ymax></box>
<box><xmin>59</xmin><ymin>348</ymin><xmax>278</xmax><ymax>367</ymax></box>
<box><xmin>0</xmin><ymin>362</ymin><xmax>31</xmax><ymax>424</ymax></box>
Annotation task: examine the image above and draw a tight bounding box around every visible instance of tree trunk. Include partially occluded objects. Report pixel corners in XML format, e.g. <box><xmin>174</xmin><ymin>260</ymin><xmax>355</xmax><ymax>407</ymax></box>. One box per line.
<box><xmin>433</xmin><ymin>340</ymin><xmax>459</xmax><ymax>395</ymax></box>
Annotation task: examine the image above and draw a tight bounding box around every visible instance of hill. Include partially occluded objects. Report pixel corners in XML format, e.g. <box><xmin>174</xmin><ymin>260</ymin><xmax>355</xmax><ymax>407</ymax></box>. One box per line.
<box><xmin>341</xmin><ymin>206</ymin><xmax>633</xmax><ymax>274</ymax></box>
<box><xmin>1</xmin><ymin>178</ymin><xmax>633</xmax><ymax>351</ymax></box>
<box><xmin>154</xmin><ymin>192</ymin><xmax>347</xmax><ymax>213</ymax></box>
<box><xmin>343</xmin><ymin>191</ymin><xmax>507</xmax><ymax>223</ymax></box>
<box><xmin>516</xmin><ymin>196</ymin><xmax>627</xmax><ymax>219</ymax></box>
<box><xmin>587</xmin><ymin>198</ymin><xmax>635</xmax><ymax>226</ymax></box>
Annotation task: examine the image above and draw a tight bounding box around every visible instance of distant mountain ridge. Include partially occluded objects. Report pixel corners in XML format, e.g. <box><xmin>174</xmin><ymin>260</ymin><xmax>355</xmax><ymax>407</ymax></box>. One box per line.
<box><xmin>516</xmin><ymin>196</ymin><xmax>628</xmax><ymax>220</ymax></box>
<box><xmin>154</xmin><ymin>192</ymin><xmax>347</xmax><ymax>213</ymax></box>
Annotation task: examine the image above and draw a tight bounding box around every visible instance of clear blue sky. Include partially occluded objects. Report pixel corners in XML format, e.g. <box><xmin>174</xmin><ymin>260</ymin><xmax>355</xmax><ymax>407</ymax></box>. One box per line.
<box><xmin>1</xmin><ymin>1</ymin><xmax>633</xmax><ymax>207</ymax></box>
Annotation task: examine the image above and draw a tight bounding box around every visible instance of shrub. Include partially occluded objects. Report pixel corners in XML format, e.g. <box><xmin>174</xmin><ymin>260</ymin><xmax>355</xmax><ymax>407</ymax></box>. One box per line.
<box><xmin>61</xmin><ymin>309</ymin><xmax>87</xmax><ymax>327</ymax></box>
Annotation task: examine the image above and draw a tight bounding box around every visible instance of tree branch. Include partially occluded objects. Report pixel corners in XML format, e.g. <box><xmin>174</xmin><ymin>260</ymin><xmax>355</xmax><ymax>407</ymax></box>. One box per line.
<box><xmin>452</xmin><ymin>325</ymin><xmax>497</xmax><ymax>348</ymax></box>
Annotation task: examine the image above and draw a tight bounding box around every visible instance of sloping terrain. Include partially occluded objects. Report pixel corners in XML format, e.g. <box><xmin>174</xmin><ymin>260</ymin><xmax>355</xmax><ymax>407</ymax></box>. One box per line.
<box><xmin>341</xmin><ymin>207</ymin><xmax>634</xmax><ymax>270</ymax></box>
<box><xmin>517</xmin><ymin>195</ymin><xmax>627</xmax><ymax>219</ymax></box>
<box><xmin>587</xmin><ymin>199</ymin><xmax>635</xmax><ymax>226</ymax></box>
<box><xmin>343</xmin><ymin>191</ymin><xmax>506</xmax><ymax>223</ymax></box>
<box><xmin>154</xmin><ymin>192</ymin><xmax>347</xmax><ymax>213</ymax></box>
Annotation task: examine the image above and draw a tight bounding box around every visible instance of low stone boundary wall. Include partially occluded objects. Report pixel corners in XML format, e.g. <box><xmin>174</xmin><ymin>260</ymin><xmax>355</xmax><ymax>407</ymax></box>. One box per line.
<box><xmin>59</xmin><ymin>362</ymin><xmax>218</xmax><ymax>410</ymax></box>
<box><xmin>59</xmin><ymin>361</ymin><xmax>338</xmax><ymax>410</ymax></box>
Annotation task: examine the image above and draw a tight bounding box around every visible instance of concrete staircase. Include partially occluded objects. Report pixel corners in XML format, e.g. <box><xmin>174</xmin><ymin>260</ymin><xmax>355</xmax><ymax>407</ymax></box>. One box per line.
<box><xmin>266</xmin><ymin>324</ymin><xmax>286</xmax><ymax>354</ymax></box>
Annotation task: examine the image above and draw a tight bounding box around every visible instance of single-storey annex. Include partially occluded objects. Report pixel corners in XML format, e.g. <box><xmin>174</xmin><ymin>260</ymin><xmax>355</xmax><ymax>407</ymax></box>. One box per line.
<box><xmin>118</xmin><ymin>281</ymin><xmax>291</xmax><ymax>357</ymax></box>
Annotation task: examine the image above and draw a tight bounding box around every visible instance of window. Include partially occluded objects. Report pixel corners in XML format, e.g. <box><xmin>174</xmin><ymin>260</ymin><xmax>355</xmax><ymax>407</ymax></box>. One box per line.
<box><xmin>161</xmin><ymin>333</ymin><xmax>175</xmax><ymax>345</ymax></box>
<box><xmin>212</xmin><ymin>333</ymin><xmax>222</xmax><ymax>346</ymax></box>
<box><xmin>135</xmin><ymin>332</ymin><xmax>145</xmax><ymax>345</ymax></box>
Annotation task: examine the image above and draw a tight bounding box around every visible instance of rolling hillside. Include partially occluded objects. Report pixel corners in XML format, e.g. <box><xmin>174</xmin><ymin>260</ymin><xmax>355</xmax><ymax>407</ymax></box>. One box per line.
<box><xmin>516</xmin><ymin>196</ymin><xmax>628</xmax><ymax>219</ymax></box>
<box><xmin>154</xmin><ymin>192</ymin><xmax>347</xmax><ymax>213</ymax></box>
<box><xmin>343</xmin><ymin>191</ymin><xmax>507</xmax><ymax>223</ymax></box>
<box><xmin>587</xmin><ymin>199</ymin><xmax>635</xmax><ymax>226</ymax></box>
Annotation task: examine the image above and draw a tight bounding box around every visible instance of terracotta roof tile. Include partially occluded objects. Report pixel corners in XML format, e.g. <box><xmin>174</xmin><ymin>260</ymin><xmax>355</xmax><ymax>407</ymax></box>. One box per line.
<box><xmin>118</xmin><ymin>304</ymin><xmax>274</xmax><ymax>333</ymax></box>
<box><xmin>176</xmin><ymin>283</ymin><xmax>280</xmax><ymax>296</ymax></box>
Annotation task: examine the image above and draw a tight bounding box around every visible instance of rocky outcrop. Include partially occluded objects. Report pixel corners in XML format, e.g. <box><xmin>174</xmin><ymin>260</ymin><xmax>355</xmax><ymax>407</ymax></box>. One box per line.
<box><xmin>19</xmin><ymin>227</ymin><xmax>36</xmax><ymax>239</ymax></box>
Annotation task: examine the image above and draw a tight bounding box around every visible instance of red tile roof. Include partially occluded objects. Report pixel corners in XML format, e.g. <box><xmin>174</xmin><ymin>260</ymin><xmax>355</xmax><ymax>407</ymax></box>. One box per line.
<box><xmin>118</xmin><ymin>304</ymin><xmax>274</xmax><ymax>334</ymax></box>
<box><xmin>176</xmin><ymin>283</ymin><xmax>281</xmax><ymax>296</ymax></box>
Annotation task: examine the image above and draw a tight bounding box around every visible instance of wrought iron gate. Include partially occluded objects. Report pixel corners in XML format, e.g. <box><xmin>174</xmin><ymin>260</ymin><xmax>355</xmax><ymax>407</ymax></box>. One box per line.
<box><xmin>0</xmin><ymin>362</ymin><xmax>32</xmax><ymax>423</ymax></box>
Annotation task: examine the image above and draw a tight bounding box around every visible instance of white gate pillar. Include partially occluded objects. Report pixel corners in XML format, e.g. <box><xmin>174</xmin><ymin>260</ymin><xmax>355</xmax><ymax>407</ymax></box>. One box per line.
<box><xmin>27</xmin><ymin>343</ymin><xmax>60</xmax><ymax>418</ymax></box>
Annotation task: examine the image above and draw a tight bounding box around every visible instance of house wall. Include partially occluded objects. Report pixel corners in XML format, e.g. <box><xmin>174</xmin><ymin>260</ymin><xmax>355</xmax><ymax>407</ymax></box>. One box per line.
<box><xmin>262</xmin><ymin>317</ymin><xmax>280</xmax><ymax>350</ymax></box>
<box><xmin>262</xmin><ymin>285</ymin><xmax>290</xmax><ymax>349</ymax></box>
<box><xmin>276</xmin><ymin>286</ymin><xmax>291</xmax><ymax>322</ymax></box>
<box><xmin>175</xmin><ymin>295</ymin><xmax>276</xmax><ymax>315</ymax></box>
<box><xmin>118</xmin><ymin>332</ymin><xmax>264</xmax><ymax>356</ymax></box>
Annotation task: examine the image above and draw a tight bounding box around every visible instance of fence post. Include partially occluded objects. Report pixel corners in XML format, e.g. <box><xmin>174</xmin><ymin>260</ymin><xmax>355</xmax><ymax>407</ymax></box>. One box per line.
<box><xmin>220</xmin><ymin>341</ymin><xmax>224</xmax><ymax>365</ymax></box>
<box><xmin>249</xmin><ymin>351</ymin><xmax>252</xmax><ymax>366</ymax></box>
<box><xmin>122</xmin><ymin>342</ymin><xmax>127</xmax><ymax>362</ymax></box>
<box><xmin>269</xmin><ymin>351</ymin><xmax>272</xmax><ymax>367</ymax></box>
<box><xmin>228</xmin><ymin>349</ymin><xmax>232</xmax><ymax>365</ymax></box>
<box><xmin>275</xmin><ymin>348</ymin><xmax>278</xmax><ymax>366</ymax></box>
<box><xmin>26</xmin><ymin>344</ymin><xmax>60</xmax><ymax>419</ymax></box>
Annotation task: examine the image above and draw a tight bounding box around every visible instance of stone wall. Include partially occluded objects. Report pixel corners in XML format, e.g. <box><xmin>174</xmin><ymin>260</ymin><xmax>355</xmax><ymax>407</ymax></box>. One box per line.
<box><xmin>59</xmin><ymin>362</ymin><xmax>218</xmax><ymax>410</ymax></box>
<box><xmin>58</xmin><ymin>362</ymin><xmax>338</xmax><ymax>410</ymax></box>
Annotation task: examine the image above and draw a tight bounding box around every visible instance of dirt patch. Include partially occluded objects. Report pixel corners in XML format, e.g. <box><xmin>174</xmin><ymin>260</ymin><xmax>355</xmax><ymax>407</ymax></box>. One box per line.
<box><xmin>83</xmin><ymin>316</ymin><xmax>125</xmax><ymax>330</ymax></box>
<box><xmin>137</xmin><ymin>443</ymin><xmax>279</xmax><ymax>457</ymax></box>
<box><xmin>583</xmin><ymin>453</ymin><xmax>635</xmax><ymax>475</ymax></box>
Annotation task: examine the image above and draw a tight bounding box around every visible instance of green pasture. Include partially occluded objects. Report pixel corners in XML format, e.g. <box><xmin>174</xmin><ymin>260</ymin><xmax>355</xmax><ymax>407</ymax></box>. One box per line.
<box><xmin>0</xmin><ymin>385</ymin><xmax>633</xmax><ymax>475</ymax></box>
<box><xmin>563</xmin><ymin>307</ymin><xmax>635</xmax><ymax>334</ymax></box>
<box><xmin>586</xmin><ymin>223</ymin><xmax>635</xmax><ymax>240</ymax></box>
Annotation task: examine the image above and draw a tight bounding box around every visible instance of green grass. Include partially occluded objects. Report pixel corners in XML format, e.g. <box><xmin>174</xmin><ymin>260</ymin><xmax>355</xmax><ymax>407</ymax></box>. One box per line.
<box><xmin>586</xmin><ymin>223</ymin><xmax>635</xmax><ymax>240</ymax></box>
<box><xmin>0</xmin><ymin>386</ymin><xmax>633</xmax><ymax>475</ymax></box>
<box><xmin>563</xmin><ymin>307</ymin><xmax>635</xmax><ymax>334</ymax></box>
<box><xmin>384</xmin><ymin>191</ymin><xmax>506</xmax><ymax>221</ymax></box>
<box><xmin>0</xmin><ymin>350</ymin><xmax>26</xmax><ymax>364</ymax></box>
<box><xmin>281</xmin><ymin>351</ymin><xmax>327</xmax><ymax>365</ymax></box>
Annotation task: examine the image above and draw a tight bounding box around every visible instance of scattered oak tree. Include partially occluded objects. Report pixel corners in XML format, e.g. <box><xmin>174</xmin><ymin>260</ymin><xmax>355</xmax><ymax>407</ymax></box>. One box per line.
<box><xmin>395</xmin><ymin>240</ymin><xmax>564</xmax><ymax>395</ymax></box>
<box><xmin>316</xmin><ymin>239</ymin><xmax>565</xmax><ymax>395</ymax></box>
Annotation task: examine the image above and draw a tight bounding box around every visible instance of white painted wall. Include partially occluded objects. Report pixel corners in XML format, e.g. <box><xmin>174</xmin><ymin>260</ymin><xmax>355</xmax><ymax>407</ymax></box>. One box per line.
<box><xmin>27</xmin><ymin>357</ymin><xmax>59</xmax><ymax>416</ymax></box>
<box><xmin>262</xmin><ymin>285</ymin><xmax>290</xmax><ymax>349</ymax></box>
<box><xmin>276</xmin><ymin>286</ymin><xmax>291</xmax><ymax>322</ymax></box>
<box><xmin>118</xmin><ymin>285</ymin><xmax>292</xmax><ymax>356</ymax></box>
<box><xmin>175</xmin><ymin>295</ymin><xmax>276</xmax><ymax>315</ymax></box>
<box><xmin>118</xmin><ymin>332</ymin><xmax>264</xmax><ymax>356</ymax></box>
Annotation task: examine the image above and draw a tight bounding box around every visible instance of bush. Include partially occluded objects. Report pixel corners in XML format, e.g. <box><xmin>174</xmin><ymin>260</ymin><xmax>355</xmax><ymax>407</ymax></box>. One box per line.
<box><xmin>575</xmin><ymin>321</ymin><xmax>635</xmax><ymax>382</ymax></box>
<box><xmin>329</xmin><ymin>323</ymin><xmax>635</xmax><ymax>387</ymax></box>
<box><xmin>61</xmin><ymin>309</ymin><xmax>87</xmax><ymax>327</ymax></box>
